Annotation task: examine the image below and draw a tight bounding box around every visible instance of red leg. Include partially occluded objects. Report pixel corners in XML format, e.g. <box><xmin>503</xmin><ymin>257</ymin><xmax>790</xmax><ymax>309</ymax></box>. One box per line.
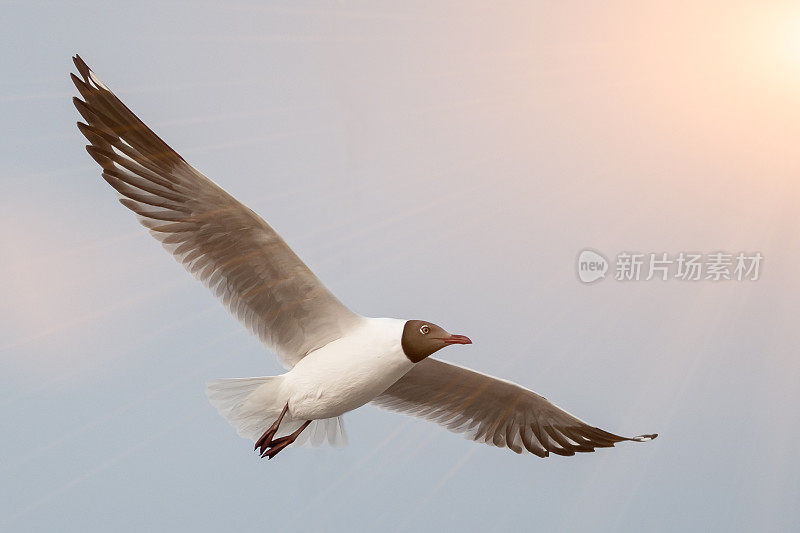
<box><xmin>261</xmin><ymin>420</ymin><xmax>312</xmax><ymax>460</ymax></box>
<box><xmin>254</xmin><ymin>403</ymin><xmax>289</xmax><ymax>456</ymax></box>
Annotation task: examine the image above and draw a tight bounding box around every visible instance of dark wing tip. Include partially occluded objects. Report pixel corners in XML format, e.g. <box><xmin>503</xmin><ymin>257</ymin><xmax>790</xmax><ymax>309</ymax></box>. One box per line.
<box><xmin>72</xmin><ymin>96</ymin><xmax>95</xmax><ymax>123</ymax></box>
<box><xmin>631</xmin><ymin>433</ymin><xmax>658</xmax><ymax>442</ymax></box>
<box><xmin>73</xmin><ymin>54</ymin><xmax>90</xmax><ymax>79</ymax></box>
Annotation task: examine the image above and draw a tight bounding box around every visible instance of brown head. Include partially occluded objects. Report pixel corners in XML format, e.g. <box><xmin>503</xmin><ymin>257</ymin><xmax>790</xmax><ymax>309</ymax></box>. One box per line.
<box><xmin>401</xmin><ymin>320</ymin><xmax>472</xmax><ymax>363</ymax></box>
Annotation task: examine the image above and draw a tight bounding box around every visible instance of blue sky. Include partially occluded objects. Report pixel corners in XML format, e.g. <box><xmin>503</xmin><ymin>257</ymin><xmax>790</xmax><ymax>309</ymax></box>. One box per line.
<box><xmin>1</xmin><ymin>1</ymin><xmax>799</xmax><ymax>531</ymax></box>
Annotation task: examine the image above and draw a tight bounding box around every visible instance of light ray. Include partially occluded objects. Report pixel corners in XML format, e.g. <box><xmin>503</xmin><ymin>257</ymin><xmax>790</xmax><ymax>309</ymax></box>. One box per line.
<box><xmin>0</xmin><ymin>325</ymin><xmax>243</xmax><ymax>474</ymax></box>
<box><xmin>0</xmin><ymin>416</ymin><xmax>194</xmax><ymax>528</ymax></box>
<box><xmin>0</xmin><ymin>277</ymin><xmax>194</xmax><ymax>354</ymax></box>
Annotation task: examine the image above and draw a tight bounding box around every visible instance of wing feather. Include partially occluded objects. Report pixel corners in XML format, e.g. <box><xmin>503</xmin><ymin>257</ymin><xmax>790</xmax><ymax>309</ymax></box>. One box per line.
<box><xmin>71</xmin><ymin>55</ymin><xmax>360</xmax><ymax>367</ymax></box>
<box><xmin>372</xmin><ymin>358</ymin><xmax>657</xmax><ymax>457</ymax></box>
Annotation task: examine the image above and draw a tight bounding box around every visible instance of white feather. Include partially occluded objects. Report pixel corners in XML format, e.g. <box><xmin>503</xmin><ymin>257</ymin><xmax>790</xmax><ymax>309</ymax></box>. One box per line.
<box><xmin>205</xmin><ymin>376</ymin><xmax>346</xmax><ymax>448</ymax></box>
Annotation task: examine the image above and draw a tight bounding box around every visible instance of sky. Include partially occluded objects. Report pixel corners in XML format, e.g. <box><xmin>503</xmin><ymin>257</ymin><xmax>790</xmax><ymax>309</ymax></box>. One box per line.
<box><xmin>1</xmin><ymin>1</ymin><xmax>800</xmax><ymax>531</ymax></box>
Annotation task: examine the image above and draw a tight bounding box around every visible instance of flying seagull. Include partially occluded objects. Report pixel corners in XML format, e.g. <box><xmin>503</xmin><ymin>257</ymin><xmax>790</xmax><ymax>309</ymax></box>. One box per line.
<box><xmin>71</xmin><ymin>55</ymin><xmax>657</xmax><ymax>460</ymax></box>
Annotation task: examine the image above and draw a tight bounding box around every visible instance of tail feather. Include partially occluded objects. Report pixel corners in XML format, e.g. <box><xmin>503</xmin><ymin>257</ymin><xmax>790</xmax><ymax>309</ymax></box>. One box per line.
<box><xmin>296</xmin><ymin>416</ymin><xmax>348</xmax><ymax>448</ymax></box>
<box><xmin>205</xmin><ymin>377</ymin><xmax>346</xmax><ymax>448</ymax></box>
<box><xmin>206</xmin><ymin>377</ymin><xmax>274</xmax><ymax>416</ymax></box>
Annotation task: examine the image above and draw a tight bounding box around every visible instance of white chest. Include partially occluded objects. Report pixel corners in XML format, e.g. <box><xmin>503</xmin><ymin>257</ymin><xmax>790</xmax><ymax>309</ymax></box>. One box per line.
<box><xmin>284</xmin><ymin>318</ymin><xmax>414</xmax><ymax>420</ymax></box>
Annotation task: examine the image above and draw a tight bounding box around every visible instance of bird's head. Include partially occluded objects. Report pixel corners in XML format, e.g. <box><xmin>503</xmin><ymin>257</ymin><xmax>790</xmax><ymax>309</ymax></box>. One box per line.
<box><xmin>401</xmin><ymin>320</ymin><xmax>472</xmax><ymax>363</ymax></box>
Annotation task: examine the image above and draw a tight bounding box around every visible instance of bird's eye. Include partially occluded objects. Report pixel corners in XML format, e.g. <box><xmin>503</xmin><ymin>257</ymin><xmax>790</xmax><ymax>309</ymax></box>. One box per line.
<box><xmin>420</xmin><ymin>325</ymin><xmax>430</xmax><ymax>335</ymax></box>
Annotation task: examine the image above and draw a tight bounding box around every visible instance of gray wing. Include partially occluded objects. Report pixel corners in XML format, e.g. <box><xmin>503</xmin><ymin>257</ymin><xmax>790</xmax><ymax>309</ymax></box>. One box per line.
<box><xmin>71</xmin><ymin>55</ymin><xmax>361</xmax><ymax>368</ymax></box>
<box><xmin>372</xmin><ymin>358</ymin><xmax>657</xmax><ymax>457</ymax></box>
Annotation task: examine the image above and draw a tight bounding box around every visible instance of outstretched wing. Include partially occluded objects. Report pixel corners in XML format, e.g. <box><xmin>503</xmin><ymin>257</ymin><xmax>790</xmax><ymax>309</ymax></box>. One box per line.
<box><xmin>71</xmin><ymin>55</ymin><xmax>361</xmax><ymax>368</ymax></box>
<box><xmin>372</xmin><ymin>358</ymin><xmax>657</xmax><ymax>457</ymax></box>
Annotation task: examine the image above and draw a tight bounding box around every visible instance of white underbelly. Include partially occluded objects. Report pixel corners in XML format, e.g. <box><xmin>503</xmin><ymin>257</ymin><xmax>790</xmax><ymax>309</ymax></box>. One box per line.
<box><xmin>284</xmin><ymin>345</ymin><xmax>413</xmax><ymax>420</ymax></box>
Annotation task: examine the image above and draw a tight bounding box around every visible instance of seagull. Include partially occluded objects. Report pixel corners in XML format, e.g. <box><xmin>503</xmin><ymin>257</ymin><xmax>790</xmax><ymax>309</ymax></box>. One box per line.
<box><xmin>71</xmin><ymin>55</ymin><xmax>657</xmax><ymax>460</ymax></box>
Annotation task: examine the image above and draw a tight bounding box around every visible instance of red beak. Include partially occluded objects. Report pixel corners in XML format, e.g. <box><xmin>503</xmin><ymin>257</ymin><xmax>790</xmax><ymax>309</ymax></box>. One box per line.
<box><xmin>440</xmin><ymin>334</ymin><xmax>472</xmax><ymax>345</ymax></box>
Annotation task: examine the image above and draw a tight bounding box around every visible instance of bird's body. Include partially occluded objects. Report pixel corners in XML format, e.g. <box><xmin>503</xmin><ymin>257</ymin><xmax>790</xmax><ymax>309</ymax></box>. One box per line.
<box><xmin>71</xmin><ymin>54</ymin><xmax>657</xmax><ymax>460</ymax></box>
<box><xmin>283</xmin><ymin>317</ymin><xmax>412</xmax><ymax>420</ymax></box>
